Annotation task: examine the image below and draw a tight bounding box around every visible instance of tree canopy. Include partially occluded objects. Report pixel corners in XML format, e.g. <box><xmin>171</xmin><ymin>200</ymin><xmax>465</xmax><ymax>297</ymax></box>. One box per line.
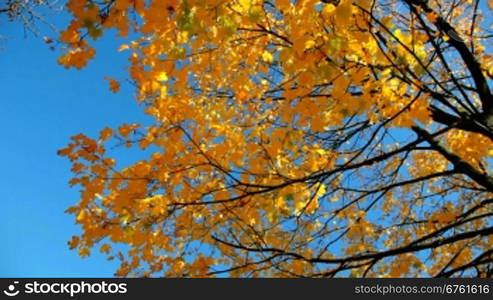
<box><xmin>57</xmin><ymin>0</ymin><xmax>493</xmax><ymax>277</ymax></box>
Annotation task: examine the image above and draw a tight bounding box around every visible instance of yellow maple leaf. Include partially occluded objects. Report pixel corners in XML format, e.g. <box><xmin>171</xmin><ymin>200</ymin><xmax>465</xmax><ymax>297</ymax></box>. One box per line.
<box><xmin>262</xmin><ymin>50</ymin><xmax>274</xmax><ymax>63</ymax></box>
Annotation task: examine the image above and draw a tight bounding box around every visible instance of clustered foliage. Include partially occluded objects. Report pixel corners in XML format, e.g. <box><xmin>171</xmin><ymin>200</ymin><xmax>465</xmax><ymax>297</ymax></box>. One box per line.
<box><xmin>57</xmin><ymin>0</ymin><xmax>493</xmax><ymax>277</ymax></box>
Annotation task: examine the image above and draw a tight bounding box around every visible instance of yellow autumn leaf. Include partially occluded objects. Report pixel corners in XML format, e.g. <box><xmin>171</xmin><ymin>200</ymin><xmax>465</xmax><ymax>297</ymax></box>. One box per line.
<box><xmin>262</xmin><ymin>50</ymin><xmax>274</xmax><ymax>63</ymax></box>
<box><xmin>104</xmin><ymin>77</ymin><xmax>120</xmax><ymax>93</ymax></box>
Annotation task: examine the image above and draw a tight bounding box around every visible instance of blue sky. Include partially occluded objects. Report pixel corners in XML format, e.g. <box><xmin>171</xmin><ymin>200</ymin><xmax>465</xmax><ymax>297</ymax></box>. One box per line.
<box><xmin>0</xmin><ymin>9</ymin><xmax>147</xmax><ymax>277</ymax></box>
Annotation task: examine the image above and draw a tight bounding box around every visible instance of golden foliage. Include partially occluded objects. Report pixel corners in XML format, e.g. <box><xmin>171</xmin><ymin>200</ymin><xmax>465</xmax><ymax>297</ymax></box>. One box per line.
<box><xmin>57</xmin><ymin>0</ymin><xmax>493</xmax><ymax>277</ymax></box>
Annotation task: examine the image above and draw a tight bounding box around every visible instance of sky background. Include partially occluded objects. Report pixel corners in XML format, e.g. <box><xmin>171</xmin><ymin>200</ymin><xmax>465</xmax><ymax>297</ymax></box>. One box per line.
<box><xmin>0</xmin><ymin>6</ymin><xmax>148</xmax><ymax>277</ymax></box>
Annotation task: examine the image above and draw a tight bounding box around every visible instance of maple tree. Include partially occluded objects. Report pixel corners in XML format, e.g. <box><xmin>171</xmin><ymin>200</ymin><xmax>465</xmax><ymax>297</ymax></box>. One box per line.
<box><xmin>57</xmin><ymin>0</ymin><xmax>493</xmax><ymax>277</ymax></box>
<box><xmin>0</xmin><ymin>0</ymin><xmax>58</xmax><ymax>36</ymax></box>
